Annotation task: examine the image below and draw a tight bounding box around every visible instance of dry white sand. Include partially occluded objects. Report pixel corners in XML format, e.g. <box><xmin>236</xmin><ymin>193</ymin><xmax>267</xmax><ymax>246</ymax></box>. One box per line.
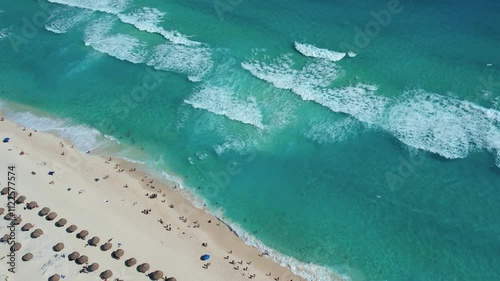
<box><xmin>0</xmin><ymin>117</ymin><xmax>306</xmax><ymax>281</ymax></box>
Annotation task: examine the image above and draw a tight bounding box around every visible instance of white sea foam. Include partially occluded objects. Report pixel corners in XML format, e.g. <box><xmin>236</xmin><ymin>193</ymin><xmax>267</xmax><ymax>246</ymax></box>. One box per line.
<box><xmin>47</xmin><ymin>0</ymin><xmax>130</xmax><ymax>14</ymax></box>
<box><xmin>243</xmin><ymin>55</ymin><xmax>500</xmax><ymax>164</ymax></box>
<box><xmin>386</xmin><ymin>90</ymin><xmax>500</xmax><ymax>160</ymax></box>
<box><xmin>117</xmin><ymin>7</ymin><xmax>200</xmax><ymax>46</ymax></box>
<box><xmin>0</xmin><ymin>27</ymin><xmax>11</xmax><ymax>41</ymax></box>
<box><xmin>242</xmin><ymin>57</ymin><xmax>385</xmax><ymax>124</ymax></box>
<box><xmin>185</xmin><ymin>86</ymin><xmax>264</xmax><ymax>129</ymax></box>
<box><xmin>2</xmin><ymin>110</ymin><xmax>115</xmax><ymax>152</ymax></box>
<box><xmin>242</xmin><ymin>54</ymin><xmax>341</xmax><ymax>89</ymax></box>
<box><xmin>83</xmin><ymin>17</ymin><xmax>147</xmax><ymax>64</ymax></box>
<box><xmin>294</xmin><ymin>42</ymin><xmax>346</xmax><ymax>62</ymax></box>
<box><xmin>347</xmin><ymin>51</ymin><xmax>357</xmax><ymax>58</ymax></box>
<box><xmin>147</xmin><ymin>43</ymin><xmax>213</xmax><ymax>82</ymax></box>
<box><xmin>45</xmin><ymin>7</ymin><xmax>94</xmax><ymax>34</ymax></box>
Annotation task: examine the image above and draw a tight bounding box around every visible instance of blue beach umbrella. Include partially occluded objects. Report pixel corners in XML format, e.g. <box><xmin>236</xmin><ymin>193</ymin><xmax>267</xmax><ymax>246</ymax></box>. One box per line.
<box><xmin>3</xmin><ymin>137</ymin><xmax>10</xmax><ymax>143</ymax></box>
<box><xmin>200</xmin><ymin>254</ymin><xmax>210</xmax><ymax>261</ymax></box>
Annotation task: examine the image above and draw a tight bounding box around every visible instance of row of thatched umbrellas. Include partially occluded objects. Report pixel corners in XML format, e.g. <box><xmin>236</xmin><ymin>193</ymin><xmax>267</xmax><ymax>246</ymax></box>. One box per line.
<box><xmin>1</xmin><ymin>190</ymin><xmax>177</xmax><ymax>281</ymax></box>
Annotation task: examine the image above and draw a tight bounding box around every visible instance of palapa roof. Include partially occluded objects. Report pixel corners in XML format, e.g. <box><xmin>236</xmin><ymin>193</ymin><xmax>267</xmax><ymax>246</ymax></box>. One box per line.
<box><xmin>38</xmin><ymin>207</ymin><xmax>50</xmax><ymax>216</ymax></box>
<box><xmin>30</xmin><ymin>229</ymin><xmax>44</xmax><ymax>238</ymax></box>
<box><xmin>137</xmin><ymin>263</ymin><xmax>150</xmax><ymax>273</ymax></box>
<box><xmin>55</xmin><ymin>218</ymin><xmax>67</xmax><ymax>227</ymax></box>
<box><xmin>46</xmin><ymin>212</ymin><xmax>58</xmax><ymax>221</ymax></box>
<box><xmin>66</xmin><ymin>224</ymin><xmax>77</xmax><ymax>233</ymax></box>
<box><xmin>100</xmin><ymin>270</ymin><xmax>113</xmax><ymax>279</ymax></box>
<box><xmin>53</xmin><ymin>243</ymin><xmax>64</xmax><ymax>252</ymax></box>
<box><xmin>22</xmin><ymin>253</ymin><xmax>33</xmax><ymax>261</ymax></box>
<box><xmin>150</xmin><ymin>270</ymin><xmax>164</xmax><ymax>280</ymax></box>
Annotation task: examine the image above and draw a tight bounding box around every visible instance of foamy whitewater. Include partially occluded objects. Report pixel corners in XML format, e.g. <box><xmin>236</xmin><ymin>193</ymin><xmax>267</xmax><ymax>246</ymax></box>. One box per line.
<box><xmin>1</xmin><ymin>0</ymin><xmax>500</xmax><ymax>280</ymax></box>
<box><xmin>295</xmin><ymin>42</ymin><xmax>347</xmax><ymax>62</ymax></box>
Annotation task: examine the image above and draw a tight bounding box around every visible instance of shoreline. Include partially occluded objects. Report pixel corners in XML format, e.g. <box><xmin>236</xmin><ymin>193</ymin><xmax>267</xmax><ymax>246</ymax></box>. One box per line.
<box><xmin>0</xmin><ymin>107</ymin><xmax>343</xmax><ymax>281</ymax></box>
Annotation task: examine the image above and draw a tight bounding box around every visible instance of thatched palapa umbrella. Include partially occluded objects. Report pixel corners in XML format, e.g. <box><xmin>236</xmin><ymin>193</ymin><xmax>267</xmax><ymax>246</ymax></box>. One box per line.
<box><xmin>125</xmin><ymin>257</ymin><xmax>137</xmax><ymax>267</ymax></box>
<box><xmin>88</xmin><ymin>263</ymin><xmax>99</xmax><ymax>272</ymax></box>
<box><xmin>89</xmin><ymin>236</ymin><xmax>100</xmax><ymax>246</ymax></box>
<box><xmin>46</xmin><ymin>212</ymin><xmax>57</xmax><ymax>221</ymax></box>
<box><xmin>0</xmin><ymin>207</ymin><xmax>4</xmax><ymax>215</ymax></box>
<box><xmin>39</xmin><ymin>207</ymin><xmax>50</xmax><ymax>216</ymax></box>
<box><xmin>31</xmin><ymin>229</ymin><xmax>43</xmax><ymax>239</ymax></box>
<box><xmin>15</xmin><ymin>195</ymin><xmax>26</xmax><ymax>204</ymax></box>
<box><xmin>27</xmin><ymin>201</ymin><xmax>38</xmax><ymax>209</ymax></box>
<box><xmin>66</xmin><ymin>225</ymin><xmax>77</xmax><ymax>233</ymax></box>
<box><xmin>137</xmin><ymin>263</ymin><xmax>150</xmax><ymax>273</ymax></box>
<box><xmin>22</xmin><ymin>223</ymin><xmax>33</xmax><ymax>231</ymax></box>
<box><xmin>55</xmin><ymin>218</ymin><xmax>67</xmax><ymax>227</ymax></box>
<box><xmin>76</xmin><ymin>255</ymin><xmax>89</xmax><ymax>264</ymax></box>
<box><xmin>68</xmin><ymin>251</ymin><xmax>80</xmax><ymax>261</ymax></box>
<box><xmin>22</xmin><ymin>253</ymin><xmax>33</xmax><ymax>261</ymax></box>
<box><xmin>166</xmin><ymin>278</ymin><xmax>177</xmax><ymax>281</ymax></box>
<box><xmin>100</xmin><ymin>270</ymin><xmax>113</xmax><ymax>279</ymax></box>
<box><xmin>100</xmin><ymin>242</ymin><xmax>112</xmax><ymax>251</ymax></box>
<box><xmin>4</xmin><ymin>212</ymin><xmax>13</xmax><ymax>220</ymax></box>
<box><xmin>53</xmin><ymin>243</ymin><xmax>64</xmax><ymax>252</ymax></box>
<box><xmin>0</xmin><ymin>187</ymin><xmax>8</xmax><ymax>195</ymax></box>
<box><xmin>48</xmin><ymin>274</ymin><xmax>60</xmax><ymax>281</ymax></box>
<box><xmin>149</xmin><ymin>270</ymin><xmax>164</xmax><ymax>280</ymax></box>
<box><xmin>1</xmin><ymin>234</ymin><xmax>10</xmax><ymax>242</ymax></box>
<box><xmin>77</xmin><ymin>230</ymin><xmax>89</xmax><ymax>240</ymax></box>
<box><xmin>11</xmin><ymin>217</ymin><xmax>22</xmax><ymax>226</ymax></box>
<box><xmin>112</xmin><ymin>249</ymin><xmax>124</xmax><ymax>259</ymax></box>
<box><xmin>11</xmin><ymin>242</ymin><xmax>21</xmax><ymax>251</ymax></box>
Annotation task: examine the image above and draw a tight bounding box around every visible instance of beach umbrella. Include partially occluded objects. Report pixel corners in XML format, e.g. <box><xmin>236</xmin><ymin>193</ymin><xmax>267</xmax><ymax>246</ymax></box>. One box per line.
<box><xmin>39</xmin><ymin>207</ymin><xmax>50</xmax><ymax>216</ymax></box>
<box><xmin>77</xmin><ymin>230</ymin><xmax>89</xmax><ymax>240</ymax></box>
<box><xmin>112</xmin><ymin>249</ymin><xmax>124</xmax><ymax>259</ymax></box>
<box><xmin>100</xmin><ymin>242</ymin><xmax>112</xmax><ymax>251</ymax></box>
<box><xmin>11</xmin><ymin>217</ymin><xmax>22</xmax><ymax>225</ymax></box>
<box><xmin>11</xmin><ymin>242</ymin><xmax>21</xmax><ymax>251</ymax></box>
<box><xmin>21</xmin><ymin>223</ymin><xmax>34</xmax><ymax>231</ymax></box>
<box><xmin>100</xmin><ymin>270</ymin><xmax>113</xmax><ymax>279</ymax></box>
<box><xmin>15</xmin><ymin>195</ymin><xmax>26</xmax><ymax>204</ymax></box>
<box><xmin>68</xmin><ymin>251</ymin><xmax>80</xmax><ymax>261</ymax></box>
<box><xmin>66</xmin><ymin>225</ymin><xmax>77</xmax><ymax>233</ymax></box>
<box><xmin>1</xmin><ymin>234</ymin><xmax>10</xmax><ymax>242</ymax></box>
<box><xmin>137</xmin><ymin>263</ymin><xmax>150</xmax><ymax>273</ymax></box>
<box><xmin>55</xmin><ymin>218</ymin><xmax>67</xmax><ymax>227</ymax></box>
<box><xmin>46</xmin><ymin>212</ymin><xmax>57</xmax><ymax>221</ymax></box>
<box><xmin>48</xmin><ymin>274</ymin><xmax>60</xmax><ymax>281</ymax></box>
<box><xmin>2</xmin><ymin>137</ymin><xmax>10</xmax><ymax>143</ymax></box>
<box><xmin>53</xmin><ymin>243</ymin><xmax>64</xmax><ymax>252</ymax></box>
<box><xmin>125</xmin><ymin>258</ymin><xmax>137</xmax><ymax>267</ymax></box>
<box><xmin>149</xmin><ymin>270</ymin><xmax>164</xmax><ymax>280</ymax></box>
<box><xmin>4</xmin><ymin>213</ymin><xmax>13</xmax><ymax>220</ymax></box>
<box><xmin>31</xmin><ymin>229</ymin><xmax>44</xmax><ymax>239</ymax></box>
<box><xmin>76</xmin><ymin>255</ymin><xmax>89</xmax><ymax>264</ymax></box>
<box><xmin>89</xmin><ymin>236</ymin><xmax>100</xmax><ymax>246</ymax></box>
<box><xmin>27</xmin><ymin>201</ymin><xmax>38</xmax><ymax>209</ymax></box>
<box><xmin>0</xmin><ymin>187</ymin><xmax>8</xmax><ymax>195</ymax></box>
<box><xmin>88</xmin><ymin>263</ymin><xmax>99</xmax><ymax>272</ymax></box>
<box><xmin>166</xmin><ymin>278</ymin><xmax>177</xmax><ymax>281</ymax></box>
<box><xmin>200</xmin><ymin>254</ymin><xmax>210</xmax><ymax>261</ymax></box>
<box><xmin>0</xmin><ymin>207</ymin><xmax>4</xmax><ymax>215</ymax></box>
<box><xmin>22</xmin><ymin>253</ymin><xmax>33</xmax><ymax>261</ymax></box>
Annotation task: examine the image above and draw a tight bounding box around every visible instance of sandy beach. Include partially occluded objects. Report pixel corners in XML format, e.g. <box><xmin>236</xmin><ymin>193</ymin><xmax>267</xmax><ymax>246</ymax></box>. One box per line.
<box><xmin>0</xmin><ymin>116</ymin><xmax>306</xmax><ymax>281</ymax></box>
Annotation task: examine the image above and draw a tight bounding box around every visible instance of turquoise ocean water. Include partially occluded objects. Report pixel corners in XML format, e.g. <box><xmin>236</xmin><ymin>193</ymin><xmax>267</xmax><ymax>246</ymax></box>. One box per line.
<box><xmin>1</xmin><ymin>0</ymin><xmax>500</xmax><ymax>280</ymax></box>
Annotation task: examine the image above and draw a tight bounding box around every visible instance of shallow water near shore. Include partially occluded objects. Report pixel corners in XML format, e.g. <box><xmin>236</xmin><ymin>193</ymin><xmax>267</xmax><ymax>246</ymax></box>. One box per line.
<box><xmin>1</xmin><ymin>0</ymin><xmax>500</xmax><ymax>280</ymax></box>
